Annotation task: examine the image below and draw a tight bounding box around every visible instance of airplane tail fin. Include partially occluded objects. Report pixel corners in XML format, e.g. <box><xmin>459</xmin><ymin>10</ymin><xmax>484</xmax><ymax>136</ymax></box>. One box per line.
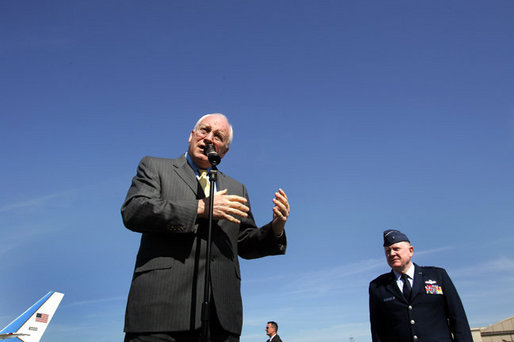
<box><xmin>0</xmin><ymin>291</ymin><xmax>64</xmax><ymax>342</ymax></box>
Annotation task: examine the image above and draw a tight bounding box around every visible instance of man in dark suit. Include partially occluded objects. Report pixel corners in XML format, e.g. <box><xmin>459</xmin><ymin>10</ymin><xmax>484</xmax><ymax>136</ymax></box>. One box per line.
<box><xmin>265</xmin><ymin>321</ymin><xmax>282</xmax><ymax>342</ymax></box>
<box><xmin>369</xmin><ymin>230</ymin><xmax>472</xmax><ymax>342</ymax></box>
<box><xmin>122</xmin><ymin>113</ymin><xmax>290</xmax><ymax>342</ymax></box>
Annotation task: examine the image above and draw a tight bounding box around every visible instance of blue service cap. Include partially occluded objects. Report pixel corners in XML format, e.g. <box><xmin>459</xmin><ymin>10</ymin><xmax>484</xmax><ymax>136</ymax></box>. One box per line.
<box><xmin>383</xmin><ymin>229</ymin><xmax>410</xmax><ymax>247</ymax></box>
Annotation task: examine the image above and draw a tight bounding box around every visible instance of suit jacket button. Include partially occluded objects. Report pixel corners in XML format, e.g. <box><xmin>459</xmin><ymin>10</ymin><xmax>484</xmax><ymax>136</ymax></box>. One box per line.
<box><xmin>408</xmin><ymin>305</ymin><xmax>413</xmax><ymax>310</ymax></box>
<box><xmin>413</xmin><ymin>336</ymin><xmax>418</xmax><ymax>340</ymax></box>
<box><xmin>410</xmin><ymin>320</ymin><xmax>415</xmax><ymax>325</ymax></box>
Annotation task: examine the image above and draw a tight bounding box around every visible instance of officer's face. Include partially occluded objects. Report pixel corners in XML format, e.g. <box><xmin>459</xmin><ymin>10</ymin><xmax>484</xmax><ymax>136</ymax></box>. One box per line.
<box><xmin>188</xmin><ymin>115</ymin><xmax>230</xmax><ymax>169</ymax></box>
<box><xmin>384</xmin><ymin>241</ymin><xmax>414</xmax><ymax>273</ymax></box>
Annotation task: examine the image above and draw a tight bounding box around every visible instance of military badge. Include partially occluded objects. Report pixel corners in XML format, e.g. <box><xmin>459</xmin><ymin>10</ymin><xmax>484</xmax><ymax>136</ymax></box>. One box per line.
<box><xmin>425</xmin><ymin>284</ymin><xmax>443</xmax><ymax>294</ymax></box>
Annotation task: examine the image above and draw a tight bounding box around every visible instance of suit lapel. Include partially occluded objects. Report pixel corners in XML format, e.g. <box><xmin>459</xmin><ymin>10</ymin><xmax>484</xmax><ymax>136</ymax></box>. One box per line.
<box><xmin>217</xmin><ymin>172</ymin><xmax>226</xmax><ymax>192</ymax></box>
<box><xmin>384</xmin><ymin>271</ymin><xmax>407</xmax><ymax>303</ymax></box>
<box><xmin>172</xmin><ymin>155</ymin><xmax>201</xmax><ymax>196</ymax></box>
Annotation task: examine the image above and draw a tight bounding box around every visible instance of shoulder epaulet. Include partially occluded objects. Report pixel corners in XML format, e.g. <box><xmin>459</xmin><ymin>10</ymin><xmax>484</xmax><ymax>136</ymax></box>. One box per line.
<box><xmin>420</xmin><ymin>265</ymin><xmax>443</xmax><ymax>270</ymax></box>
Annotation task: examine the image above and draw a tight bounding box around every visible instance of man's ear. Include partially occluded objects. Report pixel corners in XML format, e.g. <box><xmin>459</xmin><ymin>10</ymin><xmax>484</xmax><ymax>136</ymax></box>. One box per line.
<box><xmin>220</xmin><ymin>145</ymin><xmax>229</xmax><ymax>157</ymax></box>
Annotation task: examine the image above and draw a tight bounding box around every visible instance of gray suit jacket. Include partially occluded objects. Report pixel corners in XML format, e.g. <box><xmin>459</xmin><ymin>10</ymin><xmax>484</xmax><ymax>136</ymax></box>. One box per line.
<box><xmin>122</xmin><ymin>155</ymin><xmax>287</xmax><ymax>335</ymax></box>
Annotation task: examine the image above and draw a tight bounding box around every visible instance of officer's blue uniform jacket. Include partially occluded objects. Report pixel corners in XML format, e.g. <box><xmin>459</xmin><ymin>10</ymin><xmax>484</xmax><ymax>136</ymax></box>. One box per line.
<box><xmin>369</xmin><ymin>264</ymin><xmax>472</xmax><ymax>342</ymax></box>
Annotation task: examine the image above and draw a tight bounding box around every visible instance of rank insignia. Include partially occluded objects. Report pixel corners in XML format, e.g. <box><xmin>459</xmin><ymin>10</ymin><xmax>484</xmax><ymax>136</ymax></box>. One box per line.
<box><xmin>425</xmin><ymin>284</ymin><xmax>443</xmax><ymax>294</ymax></box>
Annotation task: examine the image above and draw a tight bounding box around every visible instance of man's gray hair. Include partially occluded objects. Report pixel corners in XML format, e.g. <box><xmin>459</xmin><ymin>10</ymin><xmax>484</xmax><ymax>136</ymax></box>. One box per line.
<box><xmin>193</xmin><ymin>113</ymin><xmax>234</xmax><ymax>147</ymax></box>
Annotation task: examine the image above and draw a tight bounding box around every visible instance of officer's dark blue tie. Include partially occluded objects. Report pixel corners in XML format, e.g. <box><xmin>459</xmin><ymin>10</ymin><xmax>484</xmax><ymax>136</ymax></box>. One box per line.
<box><xmin>401</xmin><ymin>273</ymin><xmax>412</xmax><ymax>300</ymax></box>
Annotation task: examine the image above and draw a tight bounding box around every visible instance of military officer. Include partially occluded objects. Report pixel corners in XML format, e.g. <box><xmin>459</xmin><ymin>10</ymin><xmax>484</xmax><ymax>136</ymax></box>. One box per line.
<box><xmin>369</xmin><ymin>229</ymin><xmax>472</xmax><ymax>342</ymax></box>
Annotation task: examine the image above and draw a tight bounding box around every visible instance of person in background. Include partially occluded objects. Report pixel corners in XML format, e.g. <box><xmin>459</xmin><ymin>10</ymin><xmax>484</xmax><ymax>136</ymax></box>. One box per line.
<box><xmin>265</xmin><ymin>321</ymin><xmax>282</xmax><ymax>342</ymax></box>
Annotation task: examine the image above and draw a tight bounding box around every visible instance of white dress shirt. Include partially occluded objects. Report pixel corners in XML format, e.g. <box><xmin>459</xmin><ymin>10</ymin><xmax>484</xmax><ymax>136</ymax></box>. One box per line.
<box><xmin>393</xmin><ymin>263</ymin><xmax>414</xmax><ymax>294</ymax></box>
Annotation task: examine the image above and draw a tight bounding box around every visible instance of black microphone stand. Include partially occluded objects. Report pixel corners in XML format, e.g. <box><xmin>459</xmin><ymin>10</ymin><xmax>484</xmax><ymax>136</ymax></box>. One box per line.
<box><xmin>201</xmin><ymin>155</ymin><xmax>219</xmax><ymax>342</ymax></box>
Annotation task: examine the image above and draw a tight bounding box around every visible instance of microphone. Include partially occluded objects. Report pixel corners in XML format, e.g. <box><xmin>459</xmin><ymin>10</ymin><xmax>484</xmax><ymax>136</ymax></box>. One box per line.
<box><xmin>203</xmin><ymin>143</ymin><xmax>221</xmax><ymax>166</ymax></box>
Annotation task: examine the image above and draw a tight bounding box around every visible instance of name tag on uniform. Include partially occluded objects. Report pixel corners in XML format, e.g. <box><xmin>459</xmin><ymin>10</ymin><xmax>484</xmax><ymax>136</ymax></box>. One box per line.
<box><xmin>383</xmin><ymin>296</ymin><xmax>395</xmax><ymax>302</ymax></box>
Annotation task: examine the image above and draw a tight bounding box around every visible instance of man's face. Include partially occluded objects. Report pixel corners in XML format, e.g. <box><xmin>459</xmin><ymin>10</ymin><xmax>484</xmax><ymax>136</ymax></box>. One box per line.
<box><xmin>384</xmin><ymin>241</ymin><xmax>414</xmax><ymax>273</ymax></box>
<box><xmin>188</xmin><ymin>115</ymin><xmax>230</xmax><ymax>169</ymax></box>
<box><xmin>265</xmin><ymin>323</ymin><xmax>276</xmax><ymax>337</ymax></box>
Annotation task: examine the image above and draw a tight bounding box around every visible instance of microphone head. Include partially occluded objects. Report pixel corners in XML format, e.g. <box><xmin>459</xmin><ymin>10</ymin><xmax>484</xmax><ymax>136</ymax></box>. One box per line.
<box><xmin>203</xmin><ymin>143</ymin><xmax>221</xmax><ymax>166</ymax></box>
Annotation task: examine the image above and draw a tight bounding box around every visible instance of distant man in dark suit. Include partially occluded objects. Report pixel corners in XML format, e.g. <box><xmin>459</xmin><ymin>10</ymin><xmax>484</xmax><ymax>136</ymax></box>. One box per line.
<box><xmin>122</xmin><ymin>113</ymin><xmax>290</xmax><ymax>342</ymax></box>
<box><xmin>265</xmin><ymin>321</ymin><xmax>282</xmax><ymax>342</ymax></box>
<box><xmin>369</xmin><ymin>229</ymin><xmax>472</xmax><ymax>342</ymax></box>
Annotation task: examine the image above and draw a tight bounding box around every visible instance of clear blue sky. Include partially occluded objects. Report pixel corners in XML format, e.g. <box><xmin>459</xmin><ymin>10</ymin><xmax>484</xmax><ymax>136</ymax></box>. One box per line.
<box><xmin>1</xmin><ymin>1</ymin><xmax>513</xmax><ymax>341</ymax></box>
